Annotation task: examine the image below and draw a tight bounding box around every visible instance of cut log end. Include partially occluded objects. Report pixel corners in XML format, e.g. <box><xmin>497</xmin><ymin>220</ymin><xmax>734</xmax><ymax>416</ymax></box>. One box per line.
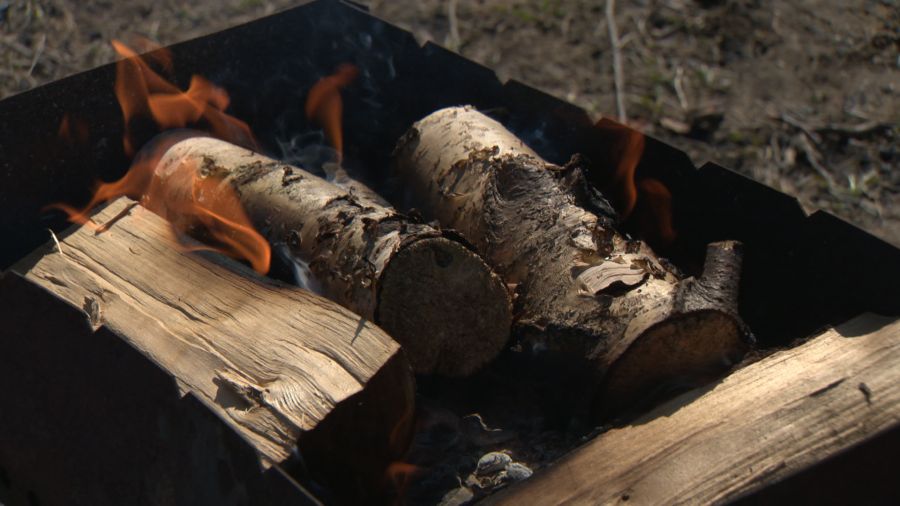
<box><xmin>599</xmin><ymin>311</ymin><xmax>748</xmax><ymax>416</ymax></box>
<box><xmin>394</xmin><ymin>106</ymin><xmax>752</xmax><ymax>416</ymax></box>
<box><xmin>9</xmin><ymin>198</ymin><xmax>416</xmax><ymax>504</ymax></box>
<box><xmin>377</xmin><ymin>236</ymin><xmax>512</xmax><ymax>377</ymax></box>
<box><xmin>598</xmin><ymin>241</ymin><xmax>749</xmax><ymax>415</ymax></box>
<box><xmin>153</xmin><ymin>135</ymin><xmax>512</xmax><ymax>378</ymax></box>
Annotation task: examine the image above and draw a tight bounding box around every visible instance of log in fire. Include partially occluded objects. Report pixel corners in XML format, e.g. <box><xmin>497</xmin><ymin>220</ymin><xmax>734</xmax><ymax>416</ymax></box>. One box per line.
<box><xmin>1</xmin><ymin>1</ymin><xmax>900</xmax><ymax>505</ymax></box>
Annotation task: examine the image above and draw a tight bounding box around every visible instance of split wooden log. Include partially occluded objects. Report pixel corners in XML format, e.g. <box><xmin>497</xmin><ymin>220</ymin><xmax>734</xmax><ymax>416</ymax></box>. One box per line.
<box><xmin>8</xmin><ymin>198</ymin><xmax>414</xmax><ymax>504</ymax></box>
<box><xmin>155</xmin><ymin>136</ymin><xmax>511</xmax><ymax>377</ymax></box>
<box><xmin>393</xmin><ymin>106</ymin><xmax>751</xmax><ymax>414</ymax></box>
<box><xmin>488</xmin><ymin>313</ymin><xmax>900</xmax><ymax>504</ymax></box>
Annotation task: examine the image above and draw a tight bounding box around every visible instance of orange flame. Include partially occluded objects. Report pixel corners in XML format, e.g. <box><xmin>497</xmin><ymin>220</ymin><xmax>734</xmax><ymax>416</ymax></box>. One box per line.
<box><xmin>111</xmin><ymin>39</ymin><xmax>255</xmax><ymax>156</ymax></box>
<box><xmin>58</xmin><ymin>113</ymin><xmax>90</xmax><ymax>145</ymax></box>
<box><xmin>608</xmin><ymin>124</ymin><xmax>645</xmax><ymax>221</ymax></box>
<box><xmin>49</xmin><ymin>40</ymin><xmax>270</xmax><ymax>274</ymax></box>
<box><xmin>601</xmin><ymin>122</ymin><xmax>677</xmax><ymax>247</ymax></box>
<box><xmin>385</xmin><ymin>461</ymin><xmax>421</xmax><ymax>502</ymax></box>
<box><xmin>125</xmin><ymin>35</ymin><xmax>174</xmax><ymax>75</ymax></box>
<box><xmin>145</xmin><ymin>150</ymin><xmax>271</xmax><ymax>274</ymax></box>
<box><xmin>305</xmin><ymin>64</ymin><xmax>359</xmax><ymax>161</ymax></box>
<box><xmin>636</xmin><ymin>178</ymin><xmax>676</xmax><ymax>247</ymax></box>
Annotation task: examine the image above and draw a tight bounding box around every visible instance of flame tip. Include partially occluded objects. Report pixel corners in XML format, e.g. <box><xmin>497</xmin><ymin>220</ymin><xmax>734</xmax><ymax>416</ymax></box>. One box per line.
<box><xmin>51</xmin><ymin>39</ymin><xmax>269</xmax><ymax>274</ymax></box>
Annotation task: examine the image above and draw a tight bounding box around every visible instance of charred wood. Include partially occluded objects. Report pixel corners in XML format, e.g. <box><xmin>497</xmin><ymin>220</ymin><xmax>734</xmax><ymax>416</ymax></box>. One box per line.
<box><xmin>393</xmin><ymin>106</ymin><xmax>751</xmax><ymax>414</ymax></box>
<box><xmin>155</xmin><ymin>137</ymin><xmax>512</xmax><ymax>377</ymax></box>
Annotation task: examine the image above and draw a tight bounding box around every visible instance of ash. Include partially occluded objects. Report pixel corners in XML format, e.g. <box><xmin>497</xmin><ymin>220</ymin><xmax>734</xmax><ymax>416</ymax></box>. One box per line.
<box><xmin>396</xmin><ymin>350</ymin><xmax>607</xmax><ymax>505</ymax></box>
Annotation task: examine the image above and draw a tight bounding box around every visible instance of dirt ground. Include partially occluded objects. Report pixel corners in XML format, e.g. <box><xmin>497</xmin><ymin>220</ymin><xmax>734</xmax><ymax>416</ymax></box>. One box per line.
<box><xmin>1</xmin><ymin>0</ymin><xmax>898</xmax><ymax>244</ymax></box>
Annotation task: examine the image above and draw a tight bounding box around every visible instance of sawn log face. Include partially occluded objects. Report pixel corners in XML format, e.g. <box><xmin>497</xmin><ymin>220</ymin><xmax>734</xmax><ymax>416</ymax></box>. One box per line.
<box><xmin>156</xmin><ymin>137</ymin><xmax>511</xmax><ymax>376</ymax></box>
<box><xmin>393</xmin><ymin>106</ymin><xmax>751</xmax><ymax>412</ymax></box>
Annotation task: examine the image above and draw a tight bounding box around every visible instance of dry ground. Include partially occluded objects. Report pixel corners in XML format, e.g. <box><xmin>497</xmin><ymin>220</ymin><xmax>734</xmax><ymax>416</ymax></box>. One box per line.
<box><xmin>1</xmin><ymin>0</ymin><xmax>899</xmax><ymax>243</ymax></box>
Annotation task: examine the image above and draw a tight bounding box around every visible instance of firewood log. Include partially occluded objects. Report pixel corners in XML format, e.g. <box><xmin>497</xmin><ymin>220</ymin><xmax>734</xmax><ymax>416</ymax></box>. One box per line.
<box><xmin>488</xmin><ymin>314</ymin><xmax>900</xmax><ymax>505</ymax></box>
<box><xmin>6</xmin><ymin>197</ymin><xmax>414</xmax><ymax>504</ymax></box>
<box><xmin>393</xmin><ymin>106</ymin><xmax>751</xmax><ymax>414</ymax></box>
<box><xmin>155</xmin><ymin>136</ymin><xmax>512</xmax><ymax>377</ymax></box>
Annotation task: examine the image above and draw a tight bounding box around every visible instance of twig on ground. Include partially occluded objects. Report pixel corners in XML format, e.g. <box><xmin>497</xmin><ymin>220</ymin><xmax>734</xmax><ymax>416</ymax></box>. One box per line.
<box><xmin>447</xmin><ymin>0</ymin><xmax>461</xmax><ymax>52</ymax></box>
<box><xmin>776</xmin><ymin>112</ymin><xmax>822</xmax><ymax>144</ymax></box>
<box><xmin>606</xmin><ymin>0</ymin><xmax>627</xmax><ymax>123</ymax></box>
<box><xmin>28</xmin><ymin>34</ymin><xmax>45</xmax><ymax>76</ymax></box>
<box><xmin>634</xmin><ymin>14</ymin><xmax>648</xmax><ymax>39</ymax></box>
<box><xmin>0</xmin><ymin>36</ymin><xmax>33</xmax><ymax>58</ymax></box>
<box><xmin>818</xmin><ymin>121</ymin><xmax>893</xmax><ymax>138</ymax></box>
<box><xmin>776</xmin><ymin>111</ymin><xmax>892</xmax><ymax>141</ymax></box>
<box><xmin>796</xmin><ymin>134</ymin><xmax>837</xmax><ymax>193</ymax></box>
<box><xmin>673</xmin><ymin>65</ymin><xmax>688</xmax><ymax>110</ymax></box>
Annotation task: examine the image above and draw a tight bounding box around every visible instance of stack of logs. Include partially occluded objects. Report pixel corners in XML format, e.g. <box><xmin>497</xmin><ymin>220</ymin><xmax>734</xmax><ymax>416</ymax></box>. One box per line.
<box><xmin>2</xmin><ymin>106</ymin><xmax>752</xmax><ymax>504</ymax></box>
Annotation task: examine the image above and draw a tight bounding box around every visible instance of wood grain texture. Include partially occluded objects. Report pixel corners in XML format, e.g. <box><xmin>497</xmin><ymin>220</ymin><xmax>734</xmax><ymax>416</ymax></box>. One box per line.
<box><xmin>393</xmin><ymin>106</ymin><xmax>749</xmax><ymax>413</ymax></box>
<box><xmin>155</xmin><ymin>136</ymin><xmax>511</xmax><ymax>376</ymax></box>
<box><xmin>11</xmin><ymin>197</ymin><xmax>414</xmax><ymax>502</ymax></box>
<box><xmin>489</xmin><ymin>313</ymin><xmax>900</xmax><ymax>505</ymax></box>
<box><xmin>0</xmin><ymin>272</ymin><xmax>319</xmax><ymax>506</ymax></box>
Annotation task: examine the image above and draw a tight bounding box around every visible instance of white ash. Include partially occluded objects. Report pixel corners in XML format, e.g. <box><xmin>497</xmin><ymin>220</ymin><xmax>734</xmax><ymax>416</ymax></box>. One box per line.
<box><xmin>467</xmin><ymin>450</ymin><xmax>533</xmax><ymax>492</ymax></box>
<box><xmin>504</xmin><ymin>462</ymin><xmax>534</xmax><ymax>481</ymax></box>
<box><xmin>475</xmin><ymin>452</ymin><xmax>511</xmax><ymax>475</ymax></box>
<box><xmin>438</xmin><ymin>486</ymin><xmax>474</xmax><ymax>506</ymax></box>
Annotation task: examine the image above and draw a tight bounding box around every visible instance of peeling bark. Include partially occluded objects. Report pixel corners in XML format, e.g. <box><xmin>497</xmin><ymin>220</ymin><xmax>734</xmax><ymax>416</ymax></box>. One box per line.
<box><xmin>156</xmin><ymin>136</ymin><xmax>512</xmax><ymax>377</ymax></box>
<box><xmin>393</xmin><ymin>106</ymin><xmax>751</xmax><ymax>413</ymax></box>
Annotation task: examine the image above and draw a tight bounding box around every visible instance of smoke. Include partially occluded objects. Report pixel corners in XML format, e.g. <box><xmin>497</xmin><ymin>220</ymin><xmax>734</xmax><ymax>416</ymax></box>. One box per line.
<box><xmin>274</xmin><ymin>129</ymin><xmax>337</xmax><ymax>177</ymax></box>
<box><xmin>274</xmin><ymin>242</ymin><xmax>322</xmax><ymax>295</ymax></box>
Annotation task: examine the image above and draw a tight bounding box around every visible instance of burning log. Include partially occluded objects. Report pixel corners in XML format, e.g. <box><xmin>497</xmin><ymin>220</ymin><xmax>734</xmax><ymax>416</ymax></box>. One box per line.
<box><xmin>155</xmin><ymin>136</ymin><xmax>511</xmax><ymax>377</ymax></box>
<box><xmin>393</xmin><ymin>106</ymin><xmax>751</xmax><ymax>413</ymax></box>
<box><xmin>5</xmin><ymin>198</ymin><xmax>414</xmax><ymax>504</ymax></box>
<box><xmin>488</xmin><ymin>314</ymin><xmax>900</xmax><ymax>504</ymax></box>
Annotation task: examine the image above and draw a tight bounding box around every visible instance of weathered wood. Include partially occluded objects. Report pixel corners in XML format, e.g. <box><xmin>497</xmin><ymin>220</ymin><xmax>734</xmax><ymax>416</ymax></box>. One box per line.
<box><xmin>393</xmin><ymin>106</ymin><xmax>750</xmax><ymax>413</ymax></box>
<box><xmin>0</xmin><ymin>271</ymin><xmax>319</xmax><ymax>506</ymax></box>
<box><xmin>488</xmin><ymin>313</ymin><xmax>900</xmax><ymax>505</ymax></box>
<box><xmin>156</xmin><ymin>136</ymin><xmax>511</xmax><ymax>376</ymax></box>
<box><xmin>9</xmin><ymin>197</ymin><xmax>415</xmax><ymax>504</ymax></box>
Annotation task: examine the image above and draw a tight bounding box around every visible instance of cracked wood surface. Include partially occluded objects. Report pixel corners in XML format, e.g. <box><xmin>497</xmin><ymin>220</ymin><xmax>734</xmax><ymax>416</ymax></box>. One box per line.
<box><xmin>489</xmin><ymin>313</ymin><xmax>900</xmax><ymax>505</ymax></box>
<box><xmin>394</xmin><ymin>106</ymin><xmax>749</xmax><ymax>414</ymax></box>
<box><xmin>155</xmin><ymin>137</ymin><xmax>511</xmax><ymax>377</ymax></box>
<box><xmin>11</xmin><ymin>197</ymin><xmax>414</xmax><ymax>501</ymax></box>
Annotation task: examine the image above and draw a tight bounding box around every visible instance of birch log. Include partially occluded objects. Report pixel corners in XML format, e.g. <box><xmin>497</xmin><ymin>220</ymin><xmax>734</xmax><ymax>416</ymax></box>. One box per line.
<box><xmin>9</xmin><ymin>197</ymin><xmax>414</xmax><ymax>504</ymax></box>
<box><xmin>393</xmin><ymin>106</ymin><xmax>751</xmax><ymax>413</ymax></box>
<box><xmin>155</xmin><ymin>136</ymin><xmax>511</xmax><ymax>377</ymax></box>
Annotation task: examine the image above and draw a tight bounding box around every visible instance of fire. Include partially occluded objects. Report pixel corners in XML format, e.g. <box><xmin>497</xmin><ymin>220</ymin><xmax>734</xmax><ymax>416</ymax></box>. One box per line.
<box><xmin>111</xmin><ymin>39</ymin><xmax>255</xmax><ymax>156</ymax></box>
<box><xmin>49</xmin><ymin>40</ymin><xmax>270</xmax><ymax>274</ymax></box>
<box><xmin>305</xmin><ymin>64</ymin><xmax>359</xmax><ymax>160</ymax></box>
<box><xmin>602</xmin><ymin>122</ymin><xmax>677</xmax><ymax>247</ymax></box>
<box><xmin>58</xmin><ymin>113</ymin><xmax>90</xmax><ymax>145</ymax></box>
<box><xmin>145</xmin><ymin>147</ymin><xmax>271</xmax><ymax>274</ymax></box>
<box><xmin>385</xmin><ymin>461</ymin><xmax>421</xmax><ymax>502</ymax></box>
<box><xmin>126</xmin><ymin>35</ymin><xmax>174</xmax><ymax>75</ymax></box>
<box><xmin>609</xmin><ymin>124</ymin><xmax>645</xmax><ymax>220</ymax></box>
<box><xmin>636</xmin><ymin>178</ymin><xmax>676</xmax><ymax>247</ymax></box>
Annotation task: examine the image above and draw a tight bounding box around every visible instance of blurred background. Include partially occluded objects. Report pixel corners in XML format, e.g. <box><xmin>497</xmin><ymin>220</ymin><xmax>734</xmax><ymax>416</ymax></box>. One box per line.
<box><xmin>1</xmin><ymin>0</ymin><xmax>898</xmax><ymax>244</ymax></box>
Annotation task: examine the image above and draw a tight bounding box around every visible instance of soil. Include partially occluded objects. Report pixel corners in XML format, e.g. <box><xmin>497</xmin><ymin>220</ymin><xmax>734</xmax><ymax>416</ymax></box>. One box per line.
<box><xmin>3</xmin><ymin>0</ymin><xmax>896</xmax><ymax>244</ymax></box>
